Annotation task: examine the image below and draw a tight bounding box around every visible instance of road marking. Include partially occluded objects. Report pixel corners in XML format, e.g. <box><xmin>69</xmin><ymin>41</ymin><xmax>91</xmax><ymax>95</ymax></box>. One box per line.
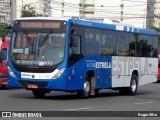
<box><xmin>133</xmin><ymin>102</ymin><xmax>152</xmax><ymax>105</ymax></box>
<box><xmin>64</xmin><ymin>107</ymin><xmax>91</xmax><ymax>111</ymax></box>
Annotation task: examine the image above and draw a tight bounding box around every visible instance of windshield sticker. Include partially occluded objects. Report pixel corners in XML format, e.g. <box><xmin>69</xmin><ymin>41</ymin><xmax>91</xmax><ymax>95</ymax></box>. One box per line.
<box><xmin>13</xmin><ymin>49</ymin><xmax>23</xmax><ymax>53</ymax></box>
<box><xmin>58</xmin><ymin>52</ymin><xmax>64</xmax><ymax>58</ymax></box>
<box><xmin>24</xmin><ymin>48</ymin><xmax>29</xmax><ymax>54</ymax></box>
<box><xmin>21</xmin><ymin>54</ymin><xmax>28</xmax><ymax>60</ymax></box>
<box><xmin>16</xmin><ymin>54</ymin><xmax>21</xmax><ymax>60</ymax></box>
<box><xmin>28</xmin><ymin>54</ymin><xmax>34</xmax><ymax>60</ymax></box>
<box><xmin>16</xmin><ymin>54</ymin><xmax>35</xmax><ymax>60</ymax></box>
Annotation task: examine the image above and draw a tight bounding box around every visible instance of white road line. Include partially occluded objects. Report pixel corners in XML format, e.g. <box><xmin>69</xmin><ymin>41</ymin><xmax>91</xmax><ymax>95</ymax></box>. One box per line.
<box><xmin>64</xmin><ymin>107</ymin><xmax>91</xmax><ymax>111</ymax></box>
<box><xmin>133</xmin><ymin>102</ymin><xmax>152</xmax><ymax>105</ymax></box>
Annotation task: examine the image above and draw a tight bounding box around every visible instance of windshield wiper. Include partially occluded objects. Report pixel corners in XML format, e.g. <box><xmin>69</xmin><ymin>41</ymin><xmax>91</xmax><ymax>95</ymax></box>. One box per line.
<box><xmin>39</xmin><ymin>30</ymin><xmax>53</xmax><ymax>47</ymax></box>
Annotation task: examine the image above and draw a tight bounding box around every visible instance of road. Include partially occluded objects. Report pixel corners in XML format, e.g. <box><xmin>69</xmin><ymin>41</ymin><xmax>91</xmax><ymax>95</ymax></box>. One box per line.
<box><xmin>0</xmin><ymin>82</ymin><xmax>160</xmax><ymax>120</ymax></box>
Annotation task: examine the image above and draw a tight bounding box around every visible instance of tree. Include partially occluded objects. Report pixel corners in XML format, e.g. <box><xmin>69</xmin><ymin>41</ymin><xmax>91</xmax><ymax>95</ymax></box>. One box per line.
<box><xmin>0</xmin><ymin>23</ymin><xmax>10</xmax><ymax>37</ymax></box>
<box><xmin>150</xmin><ymin>26</ymin><xmax>160</xmax><ymax>34</ymax></box>
<box><xmin>21</xmin><ymin>4</ymin><xmax>42</xmax><ymax>17</ymax></box>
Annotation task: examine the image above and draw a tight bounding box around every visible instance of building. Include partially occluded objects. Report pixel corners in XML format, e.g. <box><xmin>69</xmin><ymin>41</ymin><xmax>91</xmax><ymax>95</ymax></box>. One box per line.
<box><xmin>154</xmin><ymin>0</ymin><xmax>160</xmax><ymax>28</ymax></box>
<box><xmin>11</xmin><ymin>0</ymin><xmax>43</xmax><ymax>20</ymax></box>
<box><xmin>49</xmin><ymin>0</ymin><xmax>152</xmax><ymax>28</ymax></box>
<box><xmin>0</xmin><ymin>0</ymin><xmax>11</xmax><ymax>23</ymax></box>
<box><xmin>10</xmin><ymin>0</ymin><xmax>158</xmax><ymax>28</ymax></box>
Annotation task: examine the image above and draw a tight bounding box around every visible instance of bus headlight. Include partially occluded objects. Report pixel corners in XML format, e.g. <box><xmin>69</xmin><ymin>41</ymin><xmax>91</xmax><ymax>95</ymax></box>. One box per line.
<box><xmin>8</xmin><ymin>67</ymin><xmax>16</xmax><ymax>78</ymax></box>
<box><xmin>52</xmin><ymin>68</ymin><xmax>65</xmax><ymax>79</ymax></box>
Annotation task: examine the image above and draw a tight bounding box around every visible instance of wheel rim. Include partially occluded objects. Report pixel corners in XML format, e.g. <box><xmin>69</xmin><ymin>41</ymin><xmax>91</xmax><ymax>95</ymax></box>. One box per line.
<box><xmin>131</xmin><ymin>79</ymin><xmax>137</xmax><ymax>92</ymax></box>
<box><xmin>84</xmin><ymin>81</ymin><xmax>90</xmax><ymax>94</ymax></box>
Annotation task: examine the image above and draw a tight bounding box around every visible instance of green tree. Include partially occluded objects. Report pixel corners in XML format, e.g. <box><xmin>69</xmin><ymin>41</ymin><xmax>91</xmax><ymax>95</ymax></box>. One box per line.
<box><xmin>150</xmin><ymin>26</ymin><xmax>160</xmax><ymax>33</ymax></box>
<box><xmin>0</xmin><ymin>23</ymin><xmax>10</xmax><ymax>37</ymax></box>
<box><xmin>21</xmin><ymin>4</ymin><xmax>42</xmax><ymax>17</ymax></box>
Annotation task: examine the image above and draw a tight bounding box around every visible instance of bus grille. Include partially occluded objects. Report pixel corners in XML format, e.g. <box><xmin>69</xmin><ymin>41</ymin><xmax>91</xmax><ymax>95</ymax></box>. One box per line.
<box><xmin>14</xmin><ymin>66</ymin><xmax>55</xmax><ymax>73</ymax></box>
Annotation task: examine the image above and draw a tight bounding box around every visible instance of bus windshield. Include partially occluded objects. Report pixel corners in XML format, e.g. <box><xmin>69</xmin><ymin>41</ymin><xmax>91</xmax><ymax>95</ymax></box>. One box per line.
<box><xmin>10</xmin><ymin>31</ymin><xmax>65</xmax><ymax>67</ymax></box>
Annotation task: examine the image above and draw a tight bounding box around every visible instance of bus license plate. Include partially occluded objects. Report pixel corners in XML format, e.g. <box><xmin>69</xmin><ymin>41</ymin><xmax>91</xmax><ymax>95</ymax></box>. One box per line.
<box><xmin>27</xmin><ymin>84</ymin><xmax>38</xmax><ymax>89</ymax></box>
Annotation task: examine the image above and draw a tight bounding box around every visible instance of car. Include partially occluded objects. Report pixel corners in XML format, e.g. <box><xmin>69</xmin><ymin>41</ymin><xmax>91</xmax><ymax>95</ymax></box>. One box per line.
<box><xmin>0</xmin><ymin>37</ymin><xmax>10</xmax><ymax>89</ymax></box>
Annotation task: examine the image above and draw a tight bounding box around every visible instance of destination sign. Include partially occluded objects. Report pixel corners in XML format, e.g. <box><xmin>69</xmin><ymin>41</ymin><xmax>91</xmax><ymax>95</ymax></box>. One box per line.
<box><xmin>20</xmin><ymin>21</ymin><xmax>60</xmax><ymax>29</ymax></box>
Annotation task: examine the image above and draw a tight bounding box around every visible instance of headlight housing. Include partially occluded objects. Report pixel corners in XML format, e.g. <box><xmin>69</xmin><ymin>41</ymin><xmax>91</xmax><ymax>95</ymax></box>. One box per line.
<box><xmin>8</xmin><ymin>66</ymin><xmax>16</xmax><ymax>78</ymax></box>
<box><xmin>52</xmin><ymin>68</ymin><xmax>65</xmax><ymax>79</ymax></box>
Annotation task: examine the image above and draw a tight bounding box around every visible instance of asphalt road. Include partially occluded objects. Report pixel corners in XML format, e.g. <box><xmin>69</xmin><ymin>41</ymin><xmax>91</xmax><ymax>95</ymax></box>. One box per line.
<box><xmin>0</xmin><ymin>82</ymin><xmax>160</xmax><ymax>120</ymax></box>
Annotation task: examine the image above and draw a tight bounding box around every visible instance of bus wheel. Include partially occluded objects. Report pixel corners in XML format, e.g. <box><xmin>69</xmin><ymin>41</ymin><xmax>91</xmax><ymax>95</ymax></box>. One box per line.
<box><xmin>77</xmin><ymin>79</ymin><xmax>91</xmax><ymax>99</ymax></box>
<box><xmin>32</xmin><ymin>90</ymin><xmax>46</xmax><ymax>98</ymax></box>
<box><xmin>128</xmin><ymin>75</ymin><xmax>138</xmax><ymax>95</ymax></box>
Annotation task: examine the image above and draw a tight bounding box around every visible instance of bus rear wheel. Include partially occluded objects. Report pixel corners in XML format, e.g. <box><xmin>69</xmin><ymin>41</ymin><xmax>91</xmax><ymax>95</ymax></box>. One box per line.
<box><xmin>32</xmin><ymin>90</ymin><xmax>46</xmax><ymax>98</ymax></box>
<box><xmin>128</xmin><ymin>75</ymin><xmax>138</xmax><ymax>95</ymax></box>
<box><xmin>119</xmin><ymin>75</ymin><xmax>138</xmax><ymax>95</ymax></box>
<box><xmin>77</xmin><ymin>79</ymin><xmax>91</xmax><ymax>99</ymax></box>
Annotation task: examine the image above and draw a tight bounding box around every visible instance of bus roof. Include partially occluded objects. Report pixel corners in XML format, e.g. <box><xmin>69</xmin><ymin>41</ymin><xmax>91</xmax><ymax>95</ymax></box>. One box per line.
<box><xmin>14</xmin><ymin>17</ymin><xmax>70</xmax><ymax>21</ymax></box>
<box><xmin>14</xmin><ymin>17</ymin><xmax>158</xmax><ymax>36</ymax></box>
<box><xmin>68</xmin><ymin>19</ymin><xmax>158</xmax><ymax>36</ymax></box>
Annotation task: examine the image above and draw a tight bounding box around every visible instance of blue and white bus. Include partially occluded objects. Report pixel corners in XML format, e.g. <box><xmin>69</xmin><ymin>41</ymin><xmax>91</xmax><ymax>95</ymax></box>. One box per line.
<box><xmin>8</xmin><ymin>17</ymin><xmax>158</xmax><ymax>98</ymax></box>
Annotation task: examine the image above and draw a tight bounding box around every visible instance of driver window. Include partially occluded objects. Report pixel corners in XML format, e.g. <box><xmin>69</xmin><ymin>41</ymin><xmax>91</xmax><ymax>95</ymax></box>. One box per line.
<box><xmin>69</xmin><ymin>35</ymin><xmax>81</xmax><ymax>55</ymax></box>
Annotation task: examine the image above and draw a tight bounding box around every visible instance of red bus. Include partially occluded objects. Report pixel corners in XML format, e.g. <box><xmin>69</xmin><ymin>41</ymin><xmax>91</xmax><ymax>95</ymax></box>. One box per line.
<box><xmin>0</xmin><ymin>37</ymin><xmax>10</xmax><ymax>89</ymax></box>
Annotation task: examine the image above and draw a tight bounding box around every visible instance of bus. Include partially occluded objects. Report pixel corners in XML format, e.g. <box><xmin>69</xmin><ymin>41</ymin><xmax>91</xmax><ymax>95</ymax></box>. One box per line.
<box><xmin>8</xmin><ymin>17</ymin><xmax>158</xmax><ymax>98</ymax></box>
<box><xmin>0</xmin><ymin>37</ymin><xmax>10</xmax><ymax>89</ymax></box>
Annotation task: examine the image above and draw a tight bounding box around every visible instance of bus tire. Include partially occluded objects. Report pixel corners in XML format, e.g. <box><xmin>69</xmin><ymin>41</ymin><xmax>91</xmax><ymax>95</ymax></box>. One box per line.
<box><xmin>77</xmin><ymin>79</ymin><xmax>91</xmax><ymax>99</ymax></box>
<box><xmin>128</xmin><ymin>75</ymin><xmax>138</xmax><ymax>95</ymax></box>
<box><xmin>32</xmin><ymin>90</ymin><xmax>46</xmax><ymax>98</ymax></box>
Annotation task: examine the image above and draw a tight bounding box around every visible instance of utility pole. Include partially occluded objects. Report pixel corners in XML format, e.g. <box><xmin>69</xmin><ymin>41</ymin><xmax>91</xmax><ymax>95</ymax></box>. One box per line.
<box><xmin>61</xmin><ymin>0</ymin><xmax>64</xmax><ymax>16</ymax></box>
<box><xmin>82</xmin><ymin>0</ymin><xmax>85</xmax><ymax>19</ymax></box>
<box><xmin>21</xmin><ymin>0</ymin><xmax>23</xmax><ymax>17</ymax></box>
<box><xmin>43</xmin><ymin>0</ymin><xmax>51</xmax><ymax>17</ymax></box>
<box><xmin>10</xmin><ymin>0</ymin><xmax>12</xmax><ymax>23</ymax></box>
<box><xmin>120</xmin><ymin>0</ymin><xmax>124</xmax><ymax>22</ymax></box>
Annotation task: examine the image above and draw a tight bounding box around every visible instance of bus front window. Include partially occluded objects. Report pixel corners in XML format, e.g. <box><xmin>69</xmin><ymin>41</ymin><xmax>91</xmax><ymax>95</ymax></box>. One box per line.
<box><xmin>10</xmin><ymin>31</ymin><xmax>65</xmax><ymax>66</ymax></box>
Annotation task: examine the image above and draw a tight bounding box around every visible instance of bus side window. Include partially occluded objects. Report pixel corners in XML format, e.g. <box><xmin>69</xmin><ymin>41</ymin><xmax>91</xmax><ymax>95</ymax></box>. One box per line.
<box><xmin>69</xmin><ymin>35</ymin><xmax>81</xmax><ymax>55</ymax></box>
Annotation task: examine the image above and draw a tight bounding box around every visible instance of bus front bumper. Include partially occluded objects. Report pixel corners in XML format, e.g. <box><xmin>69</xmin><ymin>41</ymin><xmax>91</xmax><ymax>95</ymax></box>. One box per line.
<box><xmin>8</xmin><ymin>77</ymin><xmax>67</xmax><ymax>90</ymax></box>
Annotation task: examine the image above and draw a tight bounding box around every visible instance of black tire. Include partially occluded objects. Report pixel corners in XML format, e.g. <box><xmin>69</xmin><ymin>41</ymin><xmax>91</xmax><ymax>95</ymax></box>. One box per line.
<box><xmin>128</xmin><ymin>75</ymin><xmax>138</xmax><ymax>95</ymax></box>
<box><xmin>32</xmin><ymin>90</ymin><xmax>46</xmax><ymax>98</ymax></box>
<box><xmin>77</xmin><ymin>79</ymin><xmax>91</xmax><ymax>99</ymax></box>
<box><xmin>119</xmin><ymin>75</ymin><xmax>138</xmax><ymax>95</ymax></box>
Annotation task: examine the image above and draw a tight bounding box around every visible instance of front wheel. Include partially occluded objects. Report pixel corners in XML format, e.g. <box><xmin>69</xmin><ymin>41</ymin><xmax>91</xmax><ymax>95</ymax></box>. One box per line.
<box><xmin>77</xmin><ymin>80</ymin><xmax>91</xmax><ymax>99</ymax></box>
<box><xmin>119</xmin><ymin>75</ymin><xmax>138</xmax><ymax>95</ymax></box>
<box><xmin>32</xmin><ymin>90</ymin><xmax>46</xmax><ymax>98</ymax></box>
